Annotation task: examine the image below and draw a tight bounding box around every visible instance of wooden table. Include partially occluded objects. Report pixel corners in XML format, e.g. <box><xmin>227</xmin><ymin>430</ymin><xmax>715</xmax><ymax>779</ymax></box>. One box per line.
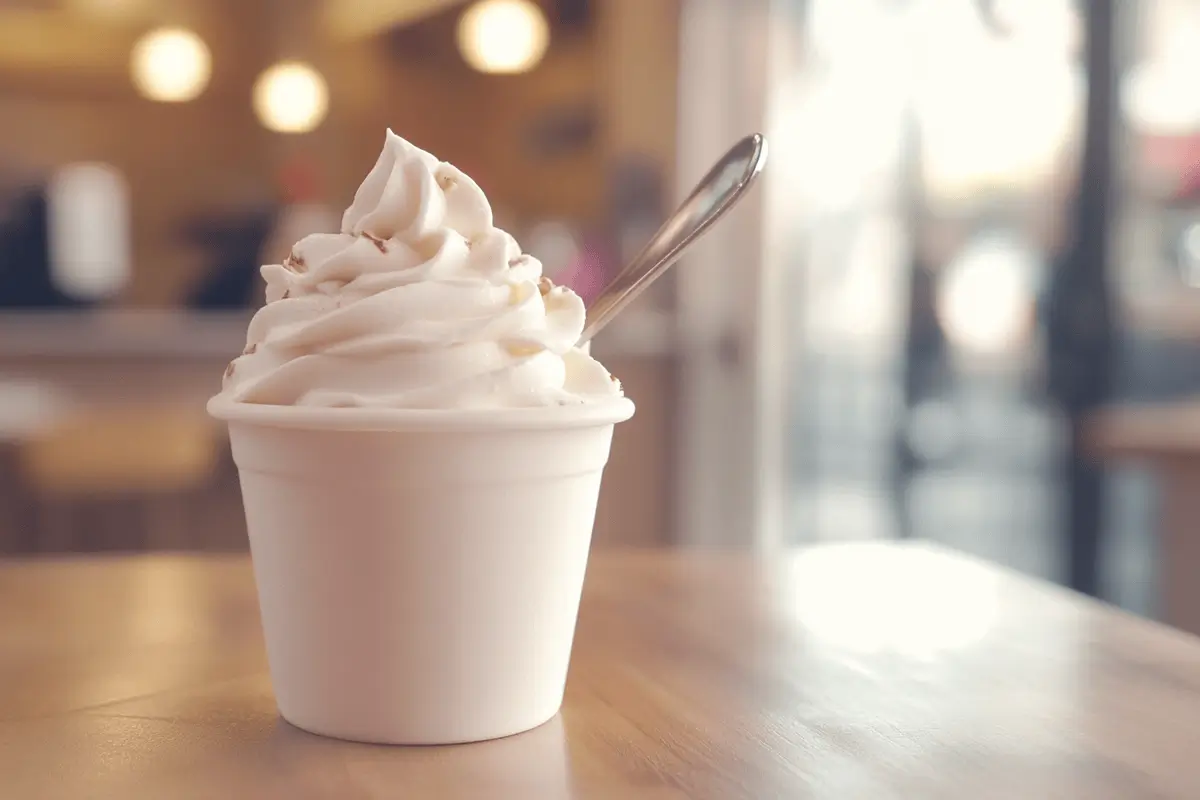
<box><xmin>1086</xmin><ymin>401</ymin><xmax>1200</xmax><ymax>635</ymax></box>
<box><xmin>3</xmin><ymin>544</ymin><xmax>1200</xmax><ymax>798</ymax></box>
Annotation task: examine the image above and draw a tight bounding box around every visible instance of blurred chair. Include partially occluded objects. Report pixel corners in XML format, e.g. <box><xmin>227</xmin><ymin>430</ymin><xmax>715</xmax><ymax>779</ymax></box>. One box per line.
<box><xmin>16</xmin><ymin>407</ymin><xmax>220</xmax><ymax>553</ymax></box>
<box><xmin>0</xmin><ymin>378</ymin><xmax>73</xmax><ymax>552</ymax></box>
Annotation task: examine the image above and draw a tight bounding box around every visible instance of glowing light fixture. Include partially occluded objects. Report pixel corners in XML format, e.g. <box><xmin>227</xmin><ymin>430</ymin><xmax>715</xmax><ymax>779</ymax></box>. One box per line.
<box><xmin>457</xmin><ymin>0</ymin><xmax>550</xmax><ymax>75</ymax></box>
<box><xmin>937</xmin><ymin>235</ymin><xmax>1040</xmax><ymax>355</ymax></box>
<box><xmin>253</xmin><ymin>61</ymin><xmax>329</xmax><ymax>134</ymax></box>
<box><xmin>991</xmin><ymin>0</ymin><xmax>1079</xmax><ymax>55</ymax></box>
<box><xmin>1122</xmin><ymin>1</ymin><xmax>1200</xmax><ymax>134</ymax></box>
<box><xmin>806</xmin><ymin>0</ymin><xmax>898</xmax><ymax>65</ymax></box>
<box><xmin>915</xmin><ymin>40</ymin><xmax>1081</xmax><ymax>200</ymax></box>
<box><xmin>1123</xmin><ymin>61</ymin><xmax>1200</xmax><ymax>135</ymax></box>
<box><xmin>130</xmin><ymin>26</ymin><xmax>211</xmax><ymax>102</ymax></box>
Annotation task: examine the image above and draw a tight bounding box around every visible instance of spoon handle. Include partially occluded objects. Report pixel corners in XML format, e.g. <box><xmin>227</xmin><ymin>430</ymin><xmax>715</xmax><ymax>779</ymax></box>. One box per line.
<box><xmin>578</xmin><ymin>133</ymin><xmax>768</xmax><ymax>344</ymax></box>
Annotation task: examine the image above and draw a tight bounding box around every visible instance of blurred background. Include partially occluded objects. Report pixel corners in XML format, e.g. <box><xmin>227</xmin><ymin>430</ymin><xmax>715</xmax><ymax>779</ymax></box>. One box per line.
<box><xmin>1</xmin><ymin>0</ymin><xmax>1199</xmax><ymax>626</ymax></box>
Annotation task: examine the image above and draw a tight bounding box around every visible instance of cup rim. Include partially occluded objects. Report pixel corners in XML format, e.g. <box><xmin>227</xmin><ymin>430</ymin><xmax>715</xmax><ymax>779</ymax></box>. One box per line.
<box><xmin>207</xmin><ymin>395</ymin><xmax>635</xmax><ymax>432</ymax></box>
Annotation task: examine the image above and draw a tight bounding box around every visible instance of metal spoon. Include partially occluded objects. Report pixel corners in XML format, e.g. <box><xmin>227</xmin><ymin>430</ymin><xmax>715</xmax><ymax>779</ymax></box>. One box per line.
<box><xmin>578</xmin><ymin>133</ymin><xmax>768</xmax><ymax>344</ymax></box>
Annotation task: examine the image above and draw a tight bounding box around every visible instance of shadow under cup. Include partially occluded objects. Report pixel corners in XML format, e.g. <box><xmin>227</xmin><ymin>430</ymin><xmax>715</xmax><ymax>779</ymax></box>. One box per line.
<box><xmin>207</xmin><ymin>397</ymin><xmax>635</xmax><ymax>745</ymax></box>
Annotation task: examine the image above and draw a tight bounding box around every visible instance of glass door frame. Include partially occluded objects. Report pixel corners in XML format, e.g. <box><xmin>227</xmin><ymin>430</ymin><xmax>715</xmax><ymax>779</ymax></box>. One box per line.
<box><xmin>673</xmin><ymin>0</ymin><xmax>801</xmax><ymax>552</ymax></box>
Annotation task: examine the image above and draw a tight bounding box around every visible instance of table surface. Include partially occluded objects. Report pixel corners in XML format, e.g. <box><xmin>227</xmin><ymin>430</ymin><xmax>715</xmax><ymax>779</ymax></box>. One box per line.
<box><xmin>3</xmin><ymin>544</ymin><xmax>1200</xmax><ymax>799</ymax></box>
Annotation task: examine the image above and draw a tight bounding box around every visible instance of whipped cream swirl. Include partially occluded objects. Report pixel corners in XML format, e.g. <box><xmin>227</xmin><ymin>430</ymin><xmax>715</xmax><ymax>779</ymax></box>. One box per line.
<box><xmin>219</xmin><ymin>130</ymin><xmax>622</xmax><ymax>409</ymax></box>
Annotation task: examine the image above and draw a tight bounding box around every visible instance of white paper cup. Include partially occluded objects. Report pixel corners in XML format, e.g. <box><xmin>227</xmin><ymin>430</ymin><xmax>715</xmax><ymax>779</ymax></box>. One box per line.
<box><xmin>207</xmin><ymin>396</ymin><xmax>635</xmax><ymax>745</ymax></box>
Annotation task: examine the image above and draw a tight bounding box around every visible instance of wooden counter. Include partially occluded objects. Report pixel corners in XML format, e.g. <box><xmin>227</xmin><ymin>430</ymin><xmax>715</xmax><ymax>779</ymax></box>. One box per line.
<box><xmin>3</xmin><ymin>543</ymin><xmax>1200</xmax><ymax>798</ymax></box>
<box><xmin>0</xmin><ymin>310</ymin><xmax>677</xmax><ymax>549</ymax></box>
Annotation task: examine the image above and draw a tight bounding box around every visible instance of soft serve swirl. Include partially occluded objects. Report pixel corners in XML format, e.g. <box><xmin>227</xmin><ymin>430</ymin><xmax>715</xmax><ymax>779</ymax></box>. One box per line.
<box><xmin>220</xmin><ymin>130</ymin><xmax>622</xmax><ymax>409</ymax></box>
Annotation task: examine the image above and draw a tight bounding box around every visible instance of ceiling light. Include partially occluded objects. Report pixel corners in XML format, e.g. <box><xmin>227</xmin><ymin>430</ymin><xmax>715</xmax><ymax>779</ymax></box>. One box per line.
<box><xmin>253</xmin><ymin>61</ymin><xmax>329</xmax><ymax>134</ymax></box>
<box><xmin>130</xmin><ymin>26</ymin><xmax>211</xmax><ymax>102</ymax></box>
<box><xmin>457</xmin><ymin>0</ymin><xmax>550</xmax><ymax>75</ymax></box>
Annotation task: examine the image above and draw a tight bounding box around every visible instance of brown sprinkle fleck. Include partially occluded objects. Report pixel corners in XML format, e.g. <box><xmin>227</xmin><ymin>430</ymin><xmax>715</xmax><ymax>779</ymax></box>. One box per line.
<box><xmin>362</xmin><ymin>232</ymin><xmax>389</xmax><ymax>254</ymax></box>
<box><xmin>243</xmin><ymin>342</ymin><xmax>258</xmax><ymax>356</ymax></box>
<box><xmin>284</xmin><ymin>252</ymin><xmax>307</xmax><ymax>273</ymax></box>
<box><xmin>437</xmin><ymin>173</ymin><xmax>457</xmax><ymax>190</ymax></box>
<box><xmin>281</xmin><ymin>290</ymin><xmax>290</xmax><ymax>300</ymax></box>
<box><xmin>538</xmin><ymin>276</ymin><xmax>554</xmax><ymax>296</ymax></box>
<box><xmin>505</xmin><ymin>342</ymin><xmax>543</xmax><ymax>358</ymax></box>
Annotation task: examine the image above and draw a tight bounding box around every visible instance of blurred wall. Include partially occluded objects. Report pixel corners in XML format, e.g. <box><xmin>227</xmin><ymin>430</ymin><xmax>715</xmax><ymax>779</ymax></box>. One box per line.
<box><xmin>0</xmin><ymin>1</ymin><xmax>608</xmax><ymax>305</ymax></box>
<box><xmin>0</xmin><ymin>3</ymin><xmax>276</xmax><ymax>306</ymax></box>
<box><xmin>0</xmin><ymin>0</ymin><xmax>682</xmax><ymax>551</ymax></box>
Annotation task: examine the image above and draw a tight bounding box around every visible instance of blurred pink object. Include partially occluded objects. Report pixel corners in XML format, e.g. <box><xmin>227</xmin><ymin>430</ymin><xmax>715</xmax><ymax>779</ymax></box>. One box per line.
<box><xmin>554</xmin><ymin>235</ymin><xmax>610</xmax><ymax>305</ymax></box>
